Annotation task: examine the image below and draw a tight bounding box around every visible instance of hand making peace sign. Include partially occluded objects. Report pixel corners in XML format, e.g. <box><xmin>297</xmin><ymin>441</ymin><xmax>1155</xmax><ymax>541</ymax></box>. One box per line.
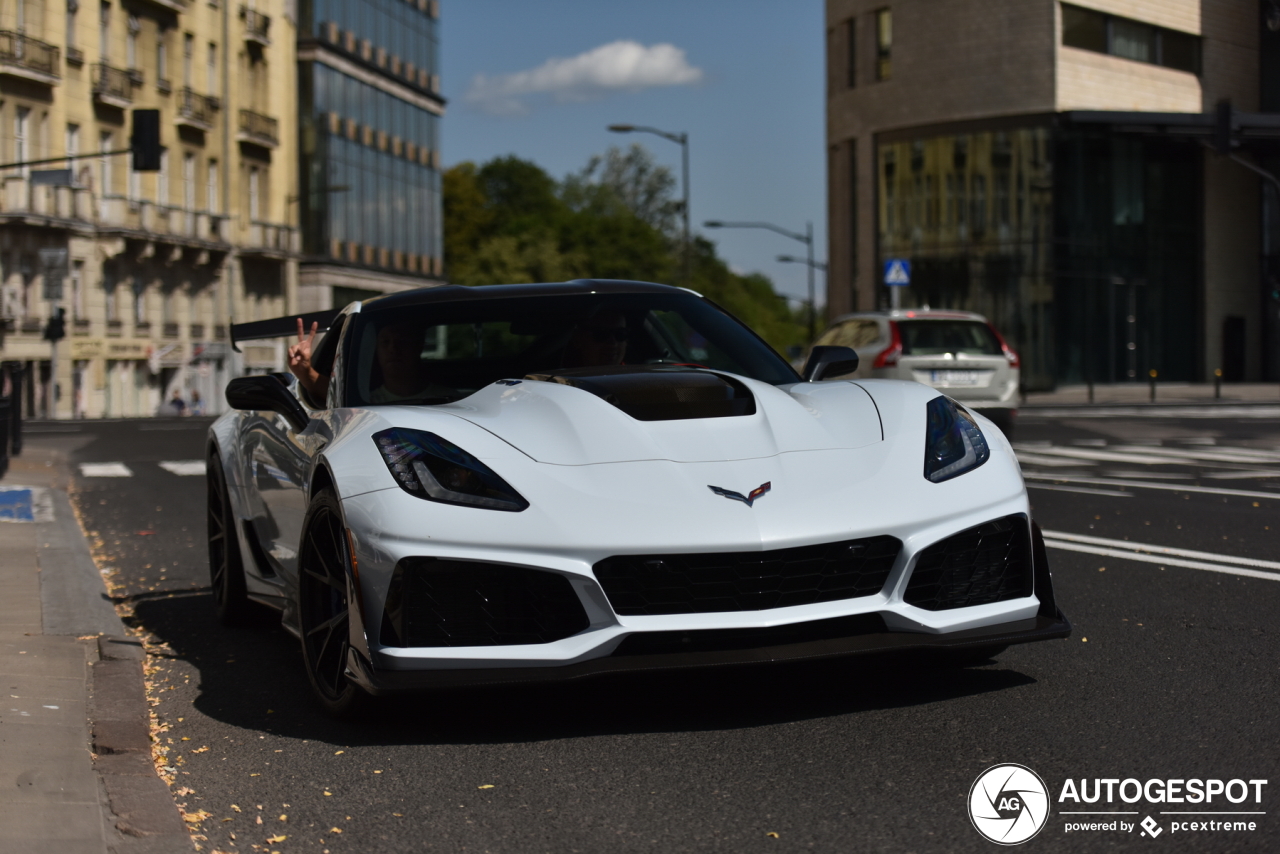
<box><xmin>287</xmin><ymin>318</ymin><xmax>329</xmax><ymax>402</ymax></box>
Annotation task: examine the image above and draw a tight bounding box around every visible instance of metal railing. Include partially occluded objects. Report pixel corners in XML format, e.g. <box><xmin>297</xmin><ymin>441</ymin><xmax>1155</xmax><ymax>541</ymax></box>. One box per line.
<box><xmin>0</xmin><ymin>31</ymin><xmax>60</xmax><ymax>78</ymax></box>
<box><xmin>241</xmin><ymin>7</ymin><xmax>271</xmax><ymax>43</ymax></box>
<box><xmin>238</xmin><ymin>109</ymin><xmax>278</xmax><ymax>146</ymax></box>
<box><xmin>178</xmin><ymin>87</ymin><xmax>219</xmax><ymax>128</ymax></box>
<box><xmin>93</xmin><ymin>63</ymin><xmax>132</xmax><ymax>103</ymax></box>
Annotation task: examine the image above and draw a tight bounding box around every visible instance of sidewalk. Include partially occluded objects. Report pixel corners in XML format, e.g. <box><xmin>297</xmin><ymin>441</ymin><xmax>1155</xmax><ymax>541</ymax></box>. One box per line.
<box><xmin>0</xmin><ymin>446</ymin><xmax>191</xmax><ymax>853</ymax></box>
<box><xmin>1021</xmin><ymin>381</ymin><xmax>1280</xmax><ymax>408</ymax></box>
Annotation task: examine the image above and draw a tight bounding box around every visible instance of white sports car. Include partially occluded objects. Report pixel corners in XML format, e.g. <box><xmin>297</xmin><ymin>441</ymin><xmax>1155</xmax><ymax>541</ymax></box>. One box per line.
<box><xmin>208</xmin><ymin>280</ymin><xmax>1069</xmax><ymax>715</ymax></box>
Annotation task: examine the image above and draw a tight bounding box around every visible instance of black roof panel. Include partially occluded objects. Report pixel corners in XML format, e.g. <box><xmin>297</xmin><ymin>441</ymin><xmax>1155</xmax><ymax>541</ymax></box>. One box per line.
<box><xmin>360</xmin><ymin>279</ymin><xmax>689</xmax><ymax>313</ymax></box>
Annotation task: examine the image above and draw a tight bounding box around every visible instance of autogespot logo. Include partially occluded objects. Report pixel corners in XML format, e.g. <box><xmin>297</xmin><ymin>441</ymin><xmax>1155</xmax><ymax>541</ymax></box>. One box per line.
<box><xmin>969</xmin><ymin>764</ymin><xmax>1051</xmax><ymax>845</ymax></box>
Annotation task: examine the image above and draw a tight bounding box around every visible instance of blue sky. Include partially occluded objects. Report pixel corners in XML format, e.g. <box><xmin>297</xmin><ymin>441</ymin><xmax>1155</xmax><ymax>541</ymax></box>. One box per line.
<box><xmin>440</xmin><ymin>0</ymin><xmax>827</xmax><ymax>309</ymax></box>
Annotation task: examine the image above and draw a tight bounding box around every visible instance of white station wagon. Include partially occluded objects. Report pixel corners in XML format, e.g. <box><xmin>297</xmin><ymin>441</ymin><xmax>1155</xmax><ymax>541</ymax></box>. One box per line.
<box><xmin>811</xmin><ymin>309</ymin><xmax>1021</xmax><ymax>436</ymax></box>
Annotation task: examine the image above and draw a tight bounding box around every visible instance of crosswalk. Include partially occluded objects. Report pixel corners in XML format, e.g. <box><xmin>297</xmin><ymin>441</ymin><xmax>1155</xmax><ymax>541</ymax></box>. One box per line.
<box><xmin>1014</xmin><ymin>439</ymin><xmax>1280</xmax><ymax>500</ymax></box>
<box><xmin>78</xmin><ymin>460</ymin><xmax>204</xmax><ymax>478</ymax></box>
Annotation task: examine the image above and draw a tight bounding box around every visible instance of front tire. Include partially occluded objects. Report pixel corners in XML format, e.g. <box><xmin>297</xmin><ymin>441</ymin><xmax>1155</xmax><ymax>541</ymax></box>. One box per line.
<box><xmin>208</xmin><ymin>454</ymin><xmax>251</xmax><ymax>625</ymax></box>
<box><xmin>297</xmin><ymin>488</ymin><xmax>371</xmax><ymax>719</ymax></box>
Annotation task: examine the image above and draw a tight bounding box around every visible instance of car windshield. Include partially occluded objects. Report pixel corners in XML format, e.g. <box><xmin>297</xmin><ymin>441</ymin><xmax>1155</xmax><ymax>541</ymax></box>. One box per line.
<box><xmin>342</xmin><ymin>291</ymin><xmax>799</xmax><ymax>406</ymax></box>
<box><xmin>898</xmin><ymin>320</ymin><xmax>1002</xmax><ymax>356</ymax></box>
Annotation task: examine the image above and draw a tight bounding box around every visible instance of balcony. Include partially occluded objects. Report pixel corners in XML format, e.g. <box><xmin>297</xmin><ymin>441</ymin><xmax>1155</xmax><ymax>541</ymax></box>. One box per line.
<box><xmin>244</xmin><ymin>220</ymin><xmax>298</xmax><ymax>258</ymax></box>
<box><xmin>0</xmin><ymin>31</ymin><xmax>61</xmax><ymax>85</ymax></box>
<box><xmin>93</xmin><ymin>63</ymin><xmax>133</xmax><ymax>108</ymax></box>
<box><xmin>241</xmin><ymin>7</ymin><xmax>271</xmax><ymax>46</ymax></box>
<box><xmin>237</xmin><ymin>108</ymin><xmax>278</xmax><ymax>148</ymax></box>
<box><xmin>177</xmin><ymin>87</ymin><xmax>219</xmax><ymax>131</ymax></box>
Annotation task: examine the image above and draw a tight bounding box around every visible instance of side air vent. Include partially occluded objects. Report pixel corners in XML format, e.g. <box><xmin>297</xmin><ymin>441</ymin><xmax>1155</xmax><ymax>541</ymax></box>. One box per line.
<box><xmin>903</xmin><ymin>515</ymin><xmax>1032</xmax><ymax>611</ymax></box>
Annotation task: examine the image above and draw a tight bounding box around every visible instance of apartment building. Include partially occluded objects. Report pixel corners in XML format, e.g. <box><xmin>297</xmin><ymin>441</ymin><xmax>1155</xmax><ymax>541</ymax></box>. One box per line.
<box><xmin>0</xmin><ymin>0</ymin><xmax>297</xmax><ymax>418</ymax></box>
<box><xmin>827</xmin><ymin>1</ymin><xmax>1280</xmax><ymax>388</ymax></box>
<box><xmin>294</xmin><ymin>0</ymin><xmax>444</xmax><ymax>313</ymax></box>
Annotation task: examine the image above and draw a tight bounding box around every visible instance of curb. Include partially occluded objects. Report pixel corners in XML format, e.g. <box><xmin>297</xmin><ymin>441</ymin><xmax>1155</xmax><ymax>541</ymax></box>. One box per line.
<box><xmin>91</xmin><ymin>636</ymin><xmax>193</xmax><ymax>854</ymax></box>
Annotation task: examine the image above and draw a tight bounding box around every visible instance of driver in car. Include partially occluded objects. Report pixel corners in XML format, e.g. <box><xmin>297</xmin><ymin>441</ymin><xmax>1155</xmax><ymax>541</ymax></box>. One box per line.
<box><xmin>287</xmin><ymin>318</ymin><xmax>453</xmax><ymax>404</ymax></box>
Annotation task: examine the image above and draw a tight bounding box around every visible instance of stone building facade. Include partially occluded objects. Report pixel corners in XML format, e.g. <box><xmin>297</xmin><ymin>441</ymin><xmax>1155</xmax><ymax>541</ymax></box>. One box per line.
<box><xmin>827</xmin><ymin>0</ymin><xmax>1280</xmax><ymax>387</ymax></box>
<box><xmin>0</xmin><ymin>0</ymin><xmax>298</xmax><ymax>418</ymax></box>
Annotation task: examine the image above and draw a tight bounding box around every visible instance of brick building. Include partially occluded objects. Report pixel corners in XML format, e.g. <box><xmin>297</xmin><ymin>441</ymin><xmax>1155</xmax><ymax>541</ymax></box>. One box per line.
<box><xmin>826</xmin><ymin>0</ymin><xmax>1280</xmax><ymax>388</ymax></box>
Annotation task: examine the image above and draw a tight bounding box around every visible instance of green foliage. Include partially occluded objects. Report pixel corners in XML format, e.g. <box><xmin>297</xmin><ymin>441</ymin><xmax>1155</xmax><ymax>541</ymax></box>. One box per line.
<box><xmin>443</xmin><ymin>149</ymin><xmax>807</xmax><ymax>354</ymax></box>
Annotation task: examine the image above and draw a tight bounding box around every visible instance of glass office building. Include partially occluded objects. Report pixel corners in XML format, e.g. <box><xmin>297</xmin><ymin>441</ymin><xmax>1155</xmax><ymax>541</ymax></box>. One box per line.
<box><xmin>296</xmin><ymin>0</ymin><xmax>443</xmax><ymax>297</ymax></box>
<box><xmin>876</xmin><ymin>121</ymin><xmax>1204</xmax><ymax>390</ymax></box>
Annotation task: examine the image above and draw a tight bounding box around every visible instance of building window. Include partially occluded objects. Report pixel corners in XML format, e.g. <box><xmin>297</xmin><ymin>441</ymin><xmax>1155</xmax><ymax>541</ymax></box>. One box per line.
<box><xmin>847</xmin><ymin>18</ymin><xmax>857</xmax><ymax>87</ymax></box>
<box><xmin>14</xmin><ymin>108</ymin><xmax>30</xmax><ymax>177</ymax></box>
<box><xmin>1061</xmin><ymin>3</ymin><xmax>1200</xmax><ymax>75</ymax></box>
<box><xmin>157</xmin><ymin>148</ymin><xmax>168</xmax><ymax>204</ymax></box>
<box><xmin>156</xmin><ymin>27</ymin><xmax>168</xmax><ymax>82</ymax></box>
<box><xmin>99</xmin><ymin>1</ymin><xmax>110</xmax><ymax>60</ymax></box>
<box><xmin>66</xmin><ymin>0</ymin><xmax>79</xmax><ymax>50</ymax></box>
<box><xmin>98</xmin><ymin>131</ymin><xmax>113</xmax><ymax>195</ymax></box>
<box><xmin>104</xmin><ymin>270</ymin><xmax>116</xmax><ymax>320</ymax></box>
<box><xmin>248</xmin><ymin>166</ymin><xmax>260</xmax><ymax>220</ymax></box>
<box><xmin>183</xmin><ymin>152</ymin><xmax>195</xmax><ymax>211</ymax></box>
<box><xmin>875</xmin><ymin>8</ymin><xmax>892</xmax><ymax>81</ymax></box>
<box><xmin>126</xmin><ymin>13</ymin><xmax>139</xmax><ymax>69</ymax></box>
<box><xmin>71</xmin><ymin>261</ymin><xmax>84</xmax><ymax>320</ymax></box>
<box><xmin>207</xmin><ymin>159</ymin><xmax>218</xmax><ymax>211</ymax></box>
<box><xmin>207</xmin><ymin>42</ymin><xmax>217</xmax><ymax>96</ymax></box>
<box><xmin>183</xmin><ymin>33</ymin><xmax>193</xmax><ymax>86</ymax></box>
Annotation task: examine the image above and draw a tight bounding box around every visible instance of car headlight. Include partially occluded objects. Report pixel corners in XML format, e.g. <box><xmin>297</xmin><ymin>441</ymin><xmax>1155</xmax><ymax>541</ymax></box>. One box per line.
<box><xmin>923</xmin><ymin>396</ymin><xmax>990</xmax><ymax>483</ymax></box>
<box><xmin>373</xmin><ymin>428</ymin><xmax>529</xmax><ymax>511</ymax></box>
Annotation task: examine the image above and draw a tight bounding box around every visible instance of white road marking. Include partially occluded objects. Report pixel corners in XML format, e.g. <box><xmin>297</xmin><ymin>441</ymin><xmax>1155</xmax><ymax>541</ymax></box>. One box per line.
<box><xmin>1015</xmin><ymin>446</ymin><xmax>1182</xmax><ymax>465</ymax></box>
<box><xmin>1026</xmin><ymin>483</ymin><xmax>1133</xmax><ymax>498</ymax></box>
<box><xmin>1203</xmin><ymin>469</ymin><xmax>1280</xmax><ymax>480</ymax></box>
<box><xmin>1015</xmin><ymin>452</ymin><xmax>1096</xmax><ymax>467</ymax></box>
<box><xmin>1110</xmin><ymin>445</ymin><xmax>1280</xmax><ymax>464</ymax></box>
<box><xmin>1021</xmin><ymin>406</ymin><xmax>1280</xmax><ymax>419</ymax></box>
<box><xmin>158</xmin><ymin>460</ymin><xmax>206</xmax><ymax>476</ymax></box>
<box><xmin>1041</xmin><ymin>530</ymin><xmax>1280</xmax><ymax>572</ymax></box>
<box><xmin>1041</xmin><ymin>539</ymin><xmax>1280</xmax><ymax>583</ymax></box>
<box><xmin>79</xmin><ymin>463</ymin><xmax>133</xmax><ymax>477</ymax></box>
<box><xmin>1022</xmin><ymin>473</ymin><xmax>1279</xmax><ymax>501</ymax></box>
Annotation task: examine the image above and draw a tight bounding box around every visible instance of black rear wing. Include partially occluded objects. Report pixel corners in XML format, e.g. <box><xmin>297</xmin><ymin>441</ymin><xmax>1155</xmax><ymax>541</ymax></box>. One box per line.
<box><xmin>229</xmin><ymin>309</ymin><xmax>342</xmax><ymax>353</ymax></box>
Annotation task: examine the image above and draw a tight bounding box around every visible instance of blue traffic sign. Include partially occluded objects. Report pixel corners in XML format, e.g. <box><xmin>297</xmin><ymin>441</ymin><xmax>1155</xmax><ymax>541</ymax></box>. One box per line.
<box><xmin>884</xmin><ymin>259</ymin><xmax>911</xmax><ymax>286</ymax></box>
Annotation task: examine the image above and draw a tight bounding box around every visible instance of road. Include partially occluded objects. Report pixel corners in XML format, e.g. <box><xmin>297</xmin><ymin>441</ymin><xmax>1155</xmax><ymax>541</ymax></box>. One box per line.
<box><xmin>25</xmin><ymin>409</ymin><xmax>1280</xmax><ymax>853</ymax></box>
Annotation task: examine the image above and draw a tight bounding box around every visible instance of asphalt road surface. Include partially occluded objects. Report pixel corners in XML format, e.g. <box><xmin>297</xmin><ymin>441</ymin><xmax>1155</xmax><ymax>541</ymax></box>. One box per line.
<box><xmin>25</xmin><ymin>408</ymin><xmax>1280</xmax><ymax>853</ymax></box>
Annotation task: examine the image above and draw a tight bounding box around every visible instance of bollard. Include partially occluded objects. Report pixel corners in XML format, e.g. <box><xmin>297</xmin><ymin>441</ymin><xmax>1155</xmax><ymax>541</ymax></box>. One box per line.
<box><xmin>1214</xmin><ymin>368</ymin><xmax>1222</xmax><ymax>399</ymax></box>
<box><xmin>1087</xmin><ymin>380</ymin><xmax>1095</xmax><ymax>404</ymax></box>
<box><xmin>1148</xmin><ymin>368</ymin><xmax>1158</xmax><ymax>402</ymax></box>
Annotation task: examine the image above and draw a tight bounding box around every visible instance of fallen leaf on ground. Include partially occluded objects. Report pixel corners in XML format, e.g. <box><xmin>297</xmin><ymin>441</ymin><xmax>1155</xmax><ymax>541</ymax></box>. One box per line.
<box><xmin>478</xmin><ymin>784</ymin><xmax>494</xmax><ymax>790</ymax></box>
<box><xmin>266</xmin><ymin>834</ymin><xmax>286</xmax><ymax>843</ymax></box>
<box><xmin>330</xmin><ymin>827</ymin><xmax>344</xmax><ymax>834</ymax></box>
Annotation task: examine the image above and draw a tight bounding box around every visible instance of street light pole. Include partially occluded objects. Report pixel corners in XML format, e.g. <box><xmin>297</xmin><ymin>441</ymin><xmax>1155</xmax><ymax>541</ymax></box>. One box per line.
<box><xmin>704</xmin><ymin>219</ymin><xmax>819</xmax><ymax>342</ymax></box>
<box><xmin>607</xmin><ymin>124</ymin><xmax>690</xmax><ymax>287</ymax></box>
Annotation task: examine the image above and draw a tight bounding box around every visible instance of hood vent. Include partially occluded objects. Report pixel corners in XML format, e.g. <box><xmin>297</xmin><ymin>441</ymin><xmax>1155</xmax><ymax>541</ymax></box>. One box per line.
<box><xmin>524</xmin><ymin>366</ymin><xmax>756</xmax><ymax>421</ymax></box>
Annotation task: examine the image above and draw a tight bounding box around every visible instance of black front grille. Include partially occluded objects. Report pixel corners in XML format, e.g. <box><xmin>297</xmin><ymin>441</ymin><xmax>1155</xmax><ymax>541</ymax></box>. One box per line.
<box><xmin>903</xmin><ymin>515</ymin><xmax>1032</xmax><ymax>611</ymax></box>
<box><xmin>593</xmin><ymin>536</ymin><xmax>901</xmax><ymax>616</ymax></box>
<box><xmin>380</xmin><ymin>558</ymin><xmax>589</xmax><ymax>647</ymax></box>
<box><xmin>612</xmin><ymin>613</ymin><xmax>887</xmax><ymax>657</ymax></box>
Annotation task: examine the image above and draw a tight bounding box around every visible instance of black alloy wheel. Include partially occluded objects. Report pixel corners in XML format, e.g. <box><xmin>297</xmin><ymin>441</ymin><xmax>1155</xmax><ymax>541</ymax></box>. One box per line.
<box><xmin>207</xmin><ymin>453</ymin><xmax>251</xmax><ymax>624</ymax></box>
<box><xmin>297</xmin><ymin>488</ymin><xmax>371</xmax><ymax>718</ymax></box>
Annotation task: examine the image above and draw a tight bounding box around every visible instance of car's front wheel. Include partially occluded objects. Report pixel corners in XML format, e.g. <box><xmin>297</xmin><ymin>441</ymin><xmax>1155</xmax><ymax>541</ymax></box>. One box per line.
<box><xmin>297</xmin><ymin>488</ymin><xmax>371</xmax><ymax>718</ymax></box>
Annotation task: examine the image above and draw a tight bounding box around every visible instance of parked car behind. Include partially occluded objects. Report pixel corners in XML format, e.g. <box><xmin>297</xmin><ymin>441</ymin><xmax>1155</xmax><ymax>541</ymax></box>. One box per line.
<box><xmin>811</xmin><ymin>310</ymin><xmax>1020</xmax><ymax>436</ymax></box>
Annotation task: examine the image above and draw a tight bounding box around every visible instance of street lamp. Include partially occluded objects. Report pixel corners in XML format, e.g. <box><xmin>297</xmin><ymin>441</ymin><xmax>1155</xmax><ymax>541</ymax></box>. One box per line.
<box><xmin>704</xmin><ymin>220</ymin><xmax>819</xmax><ymax>342</ymax></box>
<box><xmin>607</xmin><ymin>124</ymin><xmax>690</xmax><ymax>286</ymax></box>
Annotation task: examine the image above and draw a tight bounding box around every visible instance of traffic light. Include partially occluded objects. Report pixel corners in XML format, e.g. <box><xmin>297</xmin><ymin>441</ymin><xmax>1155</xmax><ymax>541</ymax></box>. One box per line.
<box><xmin>131</xmin><ymin>109</ymin><xmax>162</xmax><ymax>172</ymax></box>
<box><xmin>1213</xmin><ymin>99</ymin><xmax>1233</xmax><ymax>156</ymax></box>
<box><xmin>43</xmin><ymin>308</ymin><xmax>66</xmax><ymax>343</ymax></box>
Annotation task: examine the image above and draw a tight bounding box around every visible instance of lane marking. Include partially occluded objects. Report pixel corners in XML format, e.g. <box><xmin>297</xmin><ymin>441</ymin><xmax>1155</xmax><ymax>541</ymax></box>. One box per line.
<box><xmin>1015</xmin><ymin>452</ymin><xmax>1096</xmax><ymax>467</ymax></box>
<box><xmin>1203</xmin><ymin>469</ymin><xmax>1280</xmax><ymax>480</ymax></box>
<box><xmin>158</xmin><ymin>460</ymin><xmax>206</xmax><ymax>476</ymax></box>
<box><xmin>1026</xmin><ymin>483</ymin><xmax>1133</xmax><ymax>498</ymax></box>
<box><xmin>1020</xmin><ymin>406</ymin><xmax>1280</xmax><ymax>419</ymax></box>
<box><xmin>1110</xmin><ymin>445</ymin><xmax>1280</xmax><ymax>464</ymax></box>
<box><xmin>1042</xmin><ymin>541</ymin><xmax>1280</xmax><ymax>583</ymax></box>
<box><xmin>79</xmin><ymin>462</ymin><xmax>133</xmax><ymax>477</ymax></box>
<box><xmin>1041</xmin><ymin>530</ymin><xmax>1280</xmax><ymax>572</ymax></box>
<box><xmin>1014</xmin><ymin>446</ymin><xmax>1186</xmax><ymax>465</ymax></box>
<box><xmin>1022</xmin><ymin>473</ymin><xmax>1279</xmax><ymax>501</ymax></box>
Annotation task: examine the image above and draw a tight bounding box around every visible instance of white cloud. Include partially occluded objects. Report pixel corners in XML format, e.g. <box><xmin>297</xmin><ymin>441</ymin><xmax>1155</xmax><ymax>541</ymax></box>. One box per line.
<box><xmin>465</xmin><ymin>40</ymin><xmax>703</xmax><ymax>116</ymax></box>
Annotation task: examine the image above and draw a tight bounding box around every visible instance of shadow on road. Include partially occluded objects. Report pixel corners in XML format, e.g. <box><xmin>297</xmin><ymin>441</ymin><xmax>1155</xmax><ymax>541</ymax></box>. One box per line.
<box><xmin>132</xmin><ymin>593</ymin><xmax>1037</xmax><ymax>746</ymax></box>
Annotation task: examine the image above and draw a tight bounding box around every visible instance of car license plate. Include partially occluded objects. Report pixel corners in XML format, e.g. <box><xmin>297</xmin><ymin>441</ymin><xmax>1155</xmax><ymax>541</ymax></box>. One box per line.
<box><xmin>931</xmin><ymin>370</ymin><xmax>981</xmax><ymax>386</ymax></box>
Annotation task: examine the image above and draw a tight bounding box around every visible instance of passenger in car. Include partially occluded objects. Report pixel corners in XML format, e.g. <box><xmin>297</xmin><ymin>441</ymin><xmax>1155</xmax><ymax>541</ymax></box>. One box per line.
<box><xmin>561</xmin><ymin>308</ymin><xmax>629</xmax><ymax>368</ymax></box>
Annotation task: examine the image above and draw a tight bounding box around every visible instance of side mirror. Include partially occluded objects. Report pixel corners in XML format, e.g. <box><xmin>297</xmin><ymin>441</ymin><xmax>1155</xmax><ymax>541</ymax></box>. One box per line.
<box><xmin>801</xmin><ymin>345</ymin><xmax>860</xmax><ymax>382</ymax></box>
<box><xmin>225</xmin><ymin>374</ymin><xmax>311</xmax><ymax>432</ymax></box>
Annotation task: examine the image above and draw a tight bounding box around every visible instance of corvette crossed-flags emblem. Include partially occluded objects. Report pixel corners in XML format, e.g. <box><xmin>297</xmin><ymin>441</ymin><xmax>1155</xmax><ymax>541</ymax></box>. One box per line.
<box><xmin>707</xmin><ymin>482</ymin><xmax>772</xmax><ymax>507</ymax></box>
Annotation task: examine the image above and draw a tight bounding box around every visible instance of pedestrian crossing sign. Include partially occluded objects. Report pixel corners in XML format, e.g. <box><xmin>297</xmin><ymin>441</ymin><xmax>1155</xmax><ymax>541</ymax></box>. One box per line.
<box><xmin>884</xmin><ymin>259</ymin><xmax>911</xmax><ymax>286</ymax></box>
